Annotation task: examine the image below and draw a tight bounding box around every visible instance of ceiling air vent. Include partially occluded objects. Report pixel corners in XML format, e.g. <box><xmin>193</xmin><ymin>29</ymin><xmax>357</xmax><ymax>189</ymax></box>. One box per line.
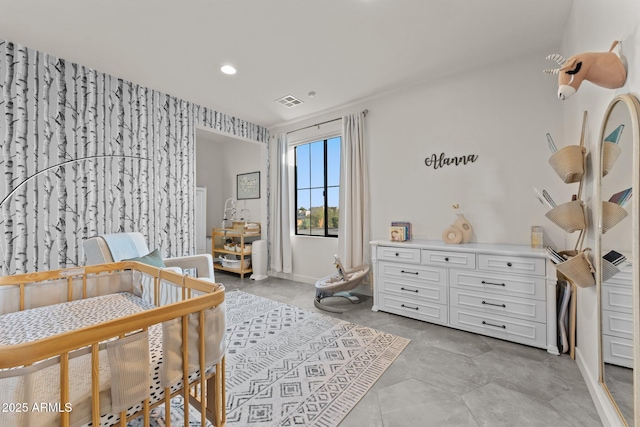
<box><xmin>275</xmin><ymin>94</ymin><xmax>303</xmax><ymax>108</ymax></box>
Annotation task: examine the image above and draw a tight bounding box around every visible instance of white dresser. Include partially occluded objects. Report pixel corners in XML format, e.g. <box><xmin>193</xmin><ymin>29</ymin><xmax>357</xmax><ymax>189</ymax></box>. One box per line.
<box><xmin>601</xmin><ymin>263</ymin><xmax>633</xmax><ymax>368</ymax></box>
<box><xmin>371</xmin><ymin>240</ymin><xmax>559</xmax><ymax>355</ymax></box>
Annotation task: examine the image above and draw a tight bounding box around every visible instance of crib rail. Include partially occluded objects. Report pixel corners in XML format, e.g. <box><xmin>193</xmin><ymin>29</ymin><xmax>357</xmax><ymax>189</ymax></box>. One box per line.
<box><xmin>0</xmin><ymin>262</ymin><xmax>226</xmax><ymax>427</ymax></box>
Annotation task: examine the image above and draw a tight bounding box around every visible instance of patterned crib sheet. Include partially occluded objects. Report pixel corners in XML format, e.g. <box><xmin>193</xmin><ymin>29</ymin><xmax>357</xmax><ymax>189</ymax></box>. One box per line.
<box><xmin>0</xmin><ymin>292</ymin><xmax>212</xmax><ymax>426</ymax></box>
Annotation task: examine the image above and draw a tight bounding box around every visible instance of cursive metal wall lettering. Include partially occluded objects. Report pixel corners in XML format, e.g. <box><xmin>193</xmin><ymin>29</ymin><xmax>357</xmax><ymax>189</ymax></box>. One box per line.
<box><xmin>425</xmin><ymin>153</ymin><xmax>479</xmax><ymax>169</ymax></box>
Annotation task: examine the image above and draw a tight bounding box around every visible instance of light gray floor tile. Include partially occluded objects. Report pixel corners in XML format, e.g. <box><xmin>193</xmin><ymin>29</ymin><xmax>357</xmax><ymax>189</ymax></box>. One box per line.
<box><xmin>603</xmin><ymin>366</ymin><xmax>634</xmax><ymax>426</ymax></box>
<box><xmin>422</xmin><ymin>323</ymin><xmax>494</xmax><ymax>358</ymax></box>
<box><xmin>540</xmin><ymin>351</ymin><xmax>590</xmax><ymax>393</ymax></box>
<box><xmin>340</xmin><ymin>390</ymin><xmax>384</xmax><ymax>427</ymax></box>
<box><xmin>214</xmin><ymin>272</ymin><xmax>602</xmax><ymax>426</ymax></box>
<box><xmin>463</xmin><ymin>382</ymin><xmax>574</xmax><ymax>427</ymax></box>
<box><xmin>389</xmin><ymin>345</ymin><xmax>488</xmax><ymax>395</ymax></box>
<box><xmin>479</xmin><ymin>334</ymin><xmax>552</xmax><ymax>362</ymax></box>
<box><xmin>472</xmin><ymin>349</ymin><xmax>572</xmax><ymax>401</ymax></box>
<box><xmin>378</xmin><ymin>378</ymin><xmax>479</xmax><ymax>427</ymax></box>
<box><xmin>549</xmin><ymin>389</ymin><xmax>604</xmax><ymax>427</ymax></box>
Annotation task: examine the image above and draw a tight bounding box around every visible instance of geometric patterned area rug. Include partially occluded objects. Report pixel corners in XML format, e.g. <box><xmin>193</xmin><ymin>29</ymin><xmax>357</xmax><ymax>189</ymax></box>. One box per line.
<box><xmin>132</xmin><ymin>290</ymin><xmax>410</xmax><ymax>426</ymax></box>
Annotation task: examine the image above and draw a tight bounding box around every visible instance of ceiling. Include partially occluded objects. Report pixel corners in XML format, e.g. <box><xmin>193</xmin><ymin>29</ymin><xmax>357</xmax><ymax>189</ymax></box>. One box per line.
<box><xmin>0</xmin><ymin>0</ymin><xmax>574</xmax><ymax>128</ymax></box>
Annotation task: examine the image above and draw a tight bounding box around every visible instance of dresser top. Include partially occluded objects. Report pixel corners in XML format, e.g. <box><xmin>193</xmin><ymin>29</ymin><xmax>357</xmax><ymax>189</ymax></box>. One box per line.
<box><xmin>370</xmin><ymin>239</ymin><xmax>548</xmax><ymax>258</ymax></box>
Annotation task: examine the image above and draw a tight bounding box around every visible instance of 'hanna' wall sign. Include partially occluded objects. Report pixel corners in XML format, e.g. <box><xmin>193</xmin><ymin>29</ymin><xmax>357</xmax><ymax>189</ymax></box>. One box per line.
<box><xmin>425</xmin><ymin>152</ymin><xmax>478</xmax><ymax>170</ymax></box>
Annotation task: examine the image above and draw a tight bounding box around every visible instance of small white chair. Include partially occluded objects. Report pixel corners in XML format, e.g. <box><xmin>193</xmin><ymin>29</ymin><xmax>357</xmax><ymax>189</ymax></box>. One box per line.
<box><xmin>314</xmin><ymin>256</ymin><xmax>370</xmax><ymax>313</ymax></box>
<box><xmin>83</xmin><ymin>232</ymin><xmax>215</xmax><ymax>281</ymax></box>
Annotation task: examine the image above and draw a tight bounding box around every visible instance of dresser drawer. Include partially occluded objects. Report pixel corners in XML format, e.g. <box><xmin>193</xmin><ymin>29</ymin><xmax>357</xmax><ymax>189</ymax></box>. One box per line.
<box><xmin>601</xmin><ymin>284</ymin><xmax>632</xmax><ymax>314</ymax></box>
<box><xmin>478</xmin><ymin>254</ymin><xmax>545</xmax><ymax>277</ymax></box>
<box><xmin>422</xmin><ymin>250</ymin><xmax>475</xmax><ymax>269</ymax></box>
<box><xmin>449</xmin><ymin>306</ymin><xmax>546</xmax><ymax>349</ymax></box>
<box><xmin>377</xmin><ymin>293</ymin><xmax>448</xmax><ymax>325</ymax></box>
<box><xmin>450</xmin><ymin>288</ymin><xmax>546</xmax><ymax>323</ymax></box>
<box><xmin>450</xmin><ymin>269</ymin><xmax>546</xmax><ymax>301</ymax></box>
<box><xmin>378</xmin><ymin>261</ymin><xmax>447</xmax><ymax>286</ymax></box>
<box><xmin>379</xmin><ymin>277</ymin><xmax>447</xmax><ymax>305</ymax></box>
<box><xmin>377</xmin><ymin>246</ymin><xmax>421</xmax><ymax>264</ymax></box>
<box><xmin>602</xmin><ymin>334</ymin><xmax>633</xmax><ymax>368</ymax></box>
<box><xmin>602</xmin><ymin>309</ymin><xmax>633</xmax><ymax>340</ymax></box>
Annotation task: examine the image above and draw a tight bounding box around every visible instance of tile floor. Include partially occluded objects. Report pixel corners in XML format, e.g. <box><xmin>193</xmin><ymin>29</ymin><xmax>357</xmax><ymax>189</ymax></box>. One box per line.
<box><xmin>217</xmin><ymin>271</ymin><xmax>603</xmax><ymax>427</ymax></box>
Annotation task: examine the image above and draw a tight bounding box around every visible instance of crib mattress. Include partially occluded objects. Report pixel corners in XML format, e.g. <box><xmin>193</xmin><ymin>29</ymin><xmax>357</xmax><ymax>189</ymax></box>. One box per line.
<box><xmin>0</xmin><ymin>292</ymin><xmax>211</xmax><ymax>426</ymax></box>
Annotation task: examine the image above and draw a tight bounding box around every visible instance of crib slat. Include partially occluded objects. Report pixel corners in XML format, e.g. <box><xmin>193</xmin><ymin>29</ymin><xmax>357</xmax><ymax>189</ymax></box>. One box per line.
<box><xmin>220</xmin><ymin>357</ymin><xmax>226</xmax><ymax>425</ymax></box>
<box><xmin>143</xmin><ymin>398</ymin><xmax>150</xmax><ymax>425</ymax></box>
<box><xmin>154</xmin><ymin>275</ymin><xmax>159</xmax><ymax>306</ymax></box>
<box><xmin>91</xmin><ymin>343</ymin><xmax>100</xmax><ymax>426</ymax></box>
<box><xmin>119</xmin><ymin>410</ymin><xmax>126</xmax><ymax>426</ymax></box>
<box><xmin>164</xmin><ymin>387</ymin><xmax>172</xmax><ymax>427</ymax></box>
<box><xmin>19</xmin><ymin>283</ymin><xmax>24</xmax><ymax>311</ymax></box>
<box><xmin>182</xmin><ymin>314</ymin><xmax>189</xmax><ymax>426</ymax></box>
<box><xmin>60</xmin><ymin>352</ymin><xmax>70</xmax><ymax>427</ymax></box>
<box><xmin>199</xmin><ymin>309</ymin><xmax>206</xmax><ymax>426</ymax></box>
<box><xmin>67</xmin><ymin>276</ymin><xmax>73</xmax><ymax>302</ymax></box>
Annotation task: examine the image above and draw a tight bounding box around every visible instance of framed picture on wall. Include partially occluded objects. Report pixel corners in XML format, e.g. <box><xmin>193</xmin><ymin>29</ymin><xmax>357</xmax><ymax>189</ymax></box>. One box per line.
<box><xmin>237</xmin><ymin>171</ymin><xmax>260</xmax><ymax>200</ymax></box>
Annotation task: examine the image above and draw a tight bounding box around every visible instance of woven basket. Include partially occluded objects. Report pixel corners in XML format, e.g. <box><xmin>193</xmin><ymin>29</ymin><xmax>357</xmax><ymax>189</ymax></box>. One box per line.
<box><xmin>602</xmin><ymin>201</ymin><xmax>628</xmax><ymax>234</ymax></box>
<box><xmin>555</xmin><ymin>249</ymin><xmax>595</xmax><ymax>288</ymax></box>
<box><xmin>549</xmin><ymin>145</ymin><xmax>586</xmax><ymax>183</ymax></box>
<box><xmin>601</xmin><ymin>259</ymin><xmax>621</xmax><ymax>282</ymax></box>
<box><xmin>602</xmin><ymin>142</ymin><xmax>622</xmax><ymax>177</ymax></box>
<box><xmin>545</xmin><ymin>200</ymin><xmax>586</xmax><ymax>233</ymax></box>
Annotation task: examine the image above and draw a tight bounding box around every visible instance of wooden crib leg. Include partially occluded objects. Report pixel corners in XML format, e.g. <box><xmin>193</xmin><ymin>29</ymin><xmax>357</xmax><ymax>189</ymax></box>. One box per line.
<box><xmin>164</xmin><ymin>387</ymin><xmax>171</xmax><ymax>427</ymax></box>
<box><xmin>205</xmin><ymin>358</ymin><xmax>226</xmax><ymax>426</ymax></box>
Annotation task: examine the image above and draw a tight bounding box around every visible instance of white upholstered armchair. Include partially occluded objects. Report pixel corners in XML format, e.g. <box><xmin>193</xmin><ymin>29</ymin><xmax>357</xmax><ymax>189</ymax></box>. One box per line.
<box><xmin>83</xmin><ymin>232</ymin><xmax>215</xmax><ymax>281</ymax></box>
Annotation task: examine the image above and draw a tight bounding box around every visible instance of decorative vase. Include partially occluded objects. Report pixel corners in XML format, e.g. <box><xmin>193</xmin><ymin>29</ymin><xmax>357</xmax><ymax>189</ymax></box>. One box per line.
<box><xmin>454</xmin><ymin>214</ymin><xmax>473</xmax><ymax>243</ymax></box>
<box><xmin>442</xmin><ymin>225</ymin><xmax>463</xmax><ymax>244</ymax></box>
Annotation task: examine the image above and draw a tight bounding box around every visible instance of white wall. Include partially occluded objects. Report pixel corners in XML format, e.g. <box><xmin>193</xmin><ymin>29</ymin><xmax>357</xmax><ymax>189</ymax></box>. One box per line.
<box><xmin>558</xmin><ymin>1</ymin><xmax>640</xmax><ymax>425</ymax></box>
<box><xmin>270</xmin><ymin>50</ymin><xmax>565</xmax><ymax>283</ymax></box>
<box><xmin>367</xmin><ymin>52</ymin><xmax>565</xmax><ymax>246</ymax></box>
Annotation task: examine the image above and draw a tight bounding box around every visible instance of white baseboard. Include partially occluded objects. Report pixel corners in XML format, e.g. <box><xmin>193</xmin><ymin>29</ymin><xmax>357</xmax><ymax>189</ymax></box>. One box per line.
<box><xmin>267</xmin><ymin>270</ymin><xmax>316</xmax><ymax>285</ymax></box>
<box><xmin>266</xmin><ymin>271</ymin><xmax>373</xmax><ymax>297</ymax></box>
<box><xmin>574</xmin><ymin>347</ymin><xmax>625</xmax><ymax>427</ymax></box>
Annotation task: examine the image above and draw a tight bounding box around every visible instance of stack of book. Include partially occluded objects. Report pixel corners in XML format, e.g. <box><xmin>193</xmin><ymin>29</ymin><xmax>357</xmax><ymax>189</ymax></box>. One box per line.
<box><xmin>609</xmin><ymin>187</ymin><xmax>632</xmax><ymax>207</ymax></box>
<box><xmin>603</xmin><ymin>250</ymin><xmax>626</xmax><ymax>266</ymax></box>
<box><xmin>546</xmin><ymin>246</ymin><xmax>567</xmax><ymax>264</ymax></box>
<box><xmin>389</xmin><ymin>221</ymin><xmax>412</xmax><ymax>242</ymax></box>
<box><xmin>533</xmin><ymin>187</ymin><xmax>558</xmax><ymax>210</ymax></box>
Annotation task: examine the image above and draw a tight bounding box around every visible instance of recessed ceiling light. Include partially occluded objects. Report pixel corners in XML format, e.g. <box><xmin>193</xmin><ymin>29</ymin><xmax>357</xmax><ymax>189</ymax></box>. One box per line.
<box><xmin>221</xmin><ymin>65</ymin><xmax>236</xmax><ymax>75</ymax></box>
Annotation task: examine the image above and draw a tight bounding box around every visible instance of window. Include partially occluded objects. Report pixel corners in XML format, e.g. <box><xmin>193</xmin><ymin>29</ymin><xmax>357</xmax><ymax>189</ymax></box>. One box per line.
<box><xmin>294</xmin><ymin>136</ymin><xmax>340</xmax><ymax>237</ymax></box>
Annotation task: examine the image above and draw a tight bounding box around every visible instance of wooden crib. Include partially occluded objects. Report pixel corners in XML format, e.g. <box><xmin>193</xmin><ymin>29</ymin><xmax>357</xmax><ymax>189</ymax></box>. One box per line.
<box><xmin>0</xmin><ymin>261</ymin><xmax>226</xmax><ymax>427</ymax></box>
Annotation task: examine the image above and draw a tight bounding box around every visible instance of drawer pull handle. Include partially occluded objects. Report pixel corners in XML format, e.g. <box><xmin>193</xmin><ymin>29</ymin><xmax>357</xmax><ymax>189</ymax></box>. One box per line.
<box><xmin>444</xmin><ymin>257</ymin><xmax>450</xmax><ymax>261</ymax></box>
<box><xmin>482</xmin><ymin>320</ymin><xmax>506</xmax><ymax>329</ymax></box>
<box><xmin>481</xmin><ymin>280</ymin><xmax>506</xmax><ymax>287</ymax></box>
<box><xmin>482</xmin><ymin>301</ymin><xmax>506</xmax><ymax>308</ymax></box>
<box><xmin>401</xmin><ymin>304</ymin><xmax>419</xmax><ymax>311</ymax></box>
<box><xmin>401</xmin><ymin>270</ymin><xmax>419</xmax><ymax>275</ymax></box>
<box><xmin>395</xmin><ymin>252</ymin><xmax>400</xmax><ymax>256</ymax></box>
<box><xmin>401</xmin><ymin>287</ymin><xmax>419</xmax><ymax>293</ymax></box>
<box><xmin>507</xmin><ymin>262</ymin><xmax>513</xmax><ymax>267</ymax></box>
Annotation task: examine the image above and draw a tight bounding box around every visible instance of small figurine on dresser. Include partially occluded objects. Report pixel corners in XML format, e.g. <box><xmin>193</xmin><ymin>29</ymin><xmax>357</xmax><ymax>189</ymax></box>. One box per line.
<box><xmin>442</xmin><ymin>204</ymin><xmax>473</xmax><ymax>244</ymax></box>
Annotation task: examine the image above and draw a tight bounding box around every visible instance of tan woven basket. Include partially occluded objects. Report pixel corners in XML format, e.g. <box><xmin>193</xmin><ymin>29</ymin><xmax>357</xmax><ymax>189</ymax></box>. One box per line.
<box><xmin>548</xmin><ymin>145</ymin><xmax>586</xmax><ymax>183</ymax></box>
<box><xmin>602</xmin><ymin>142</ymin><xmax>622</xmax><ymax>177</ymax></box>
<box><xmin>602</xmin><ymin>201</ymin><xmax>628</xmax><ymax>234</ymax></box>
<box><xmin>555</xmin><ymin>249</ymin><xmax>595</xmax><ymax>288</ymax></box>
<box><xmin>545</xmin><ymin>200</ymin><xmax>586</xmax><ymax>233</ymax></box>
<box><xmin>601</xmin><ymin>259</ymin><xmax>621</xmax><ymax>282</ymax></box>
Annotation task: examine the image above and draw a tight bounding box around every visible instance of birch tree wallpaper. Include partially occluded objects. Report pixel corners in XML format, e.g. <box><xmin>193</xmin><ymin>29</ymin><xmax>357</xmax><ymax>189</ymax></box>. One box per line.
<box><xmin>0</xmin><ymin>39</ymin><xmax>268</xmax><ymax>275</ymax></box>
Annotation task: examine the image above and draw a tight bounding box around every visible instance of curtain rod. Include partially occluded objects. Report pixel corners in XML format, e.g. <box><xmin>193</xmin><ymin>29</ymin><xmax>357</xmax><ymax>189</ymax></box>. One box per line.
<box><xmin>286</xmin><ymin>109</ymin><xmax>368</xmax><ymax>135</ymax></box>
